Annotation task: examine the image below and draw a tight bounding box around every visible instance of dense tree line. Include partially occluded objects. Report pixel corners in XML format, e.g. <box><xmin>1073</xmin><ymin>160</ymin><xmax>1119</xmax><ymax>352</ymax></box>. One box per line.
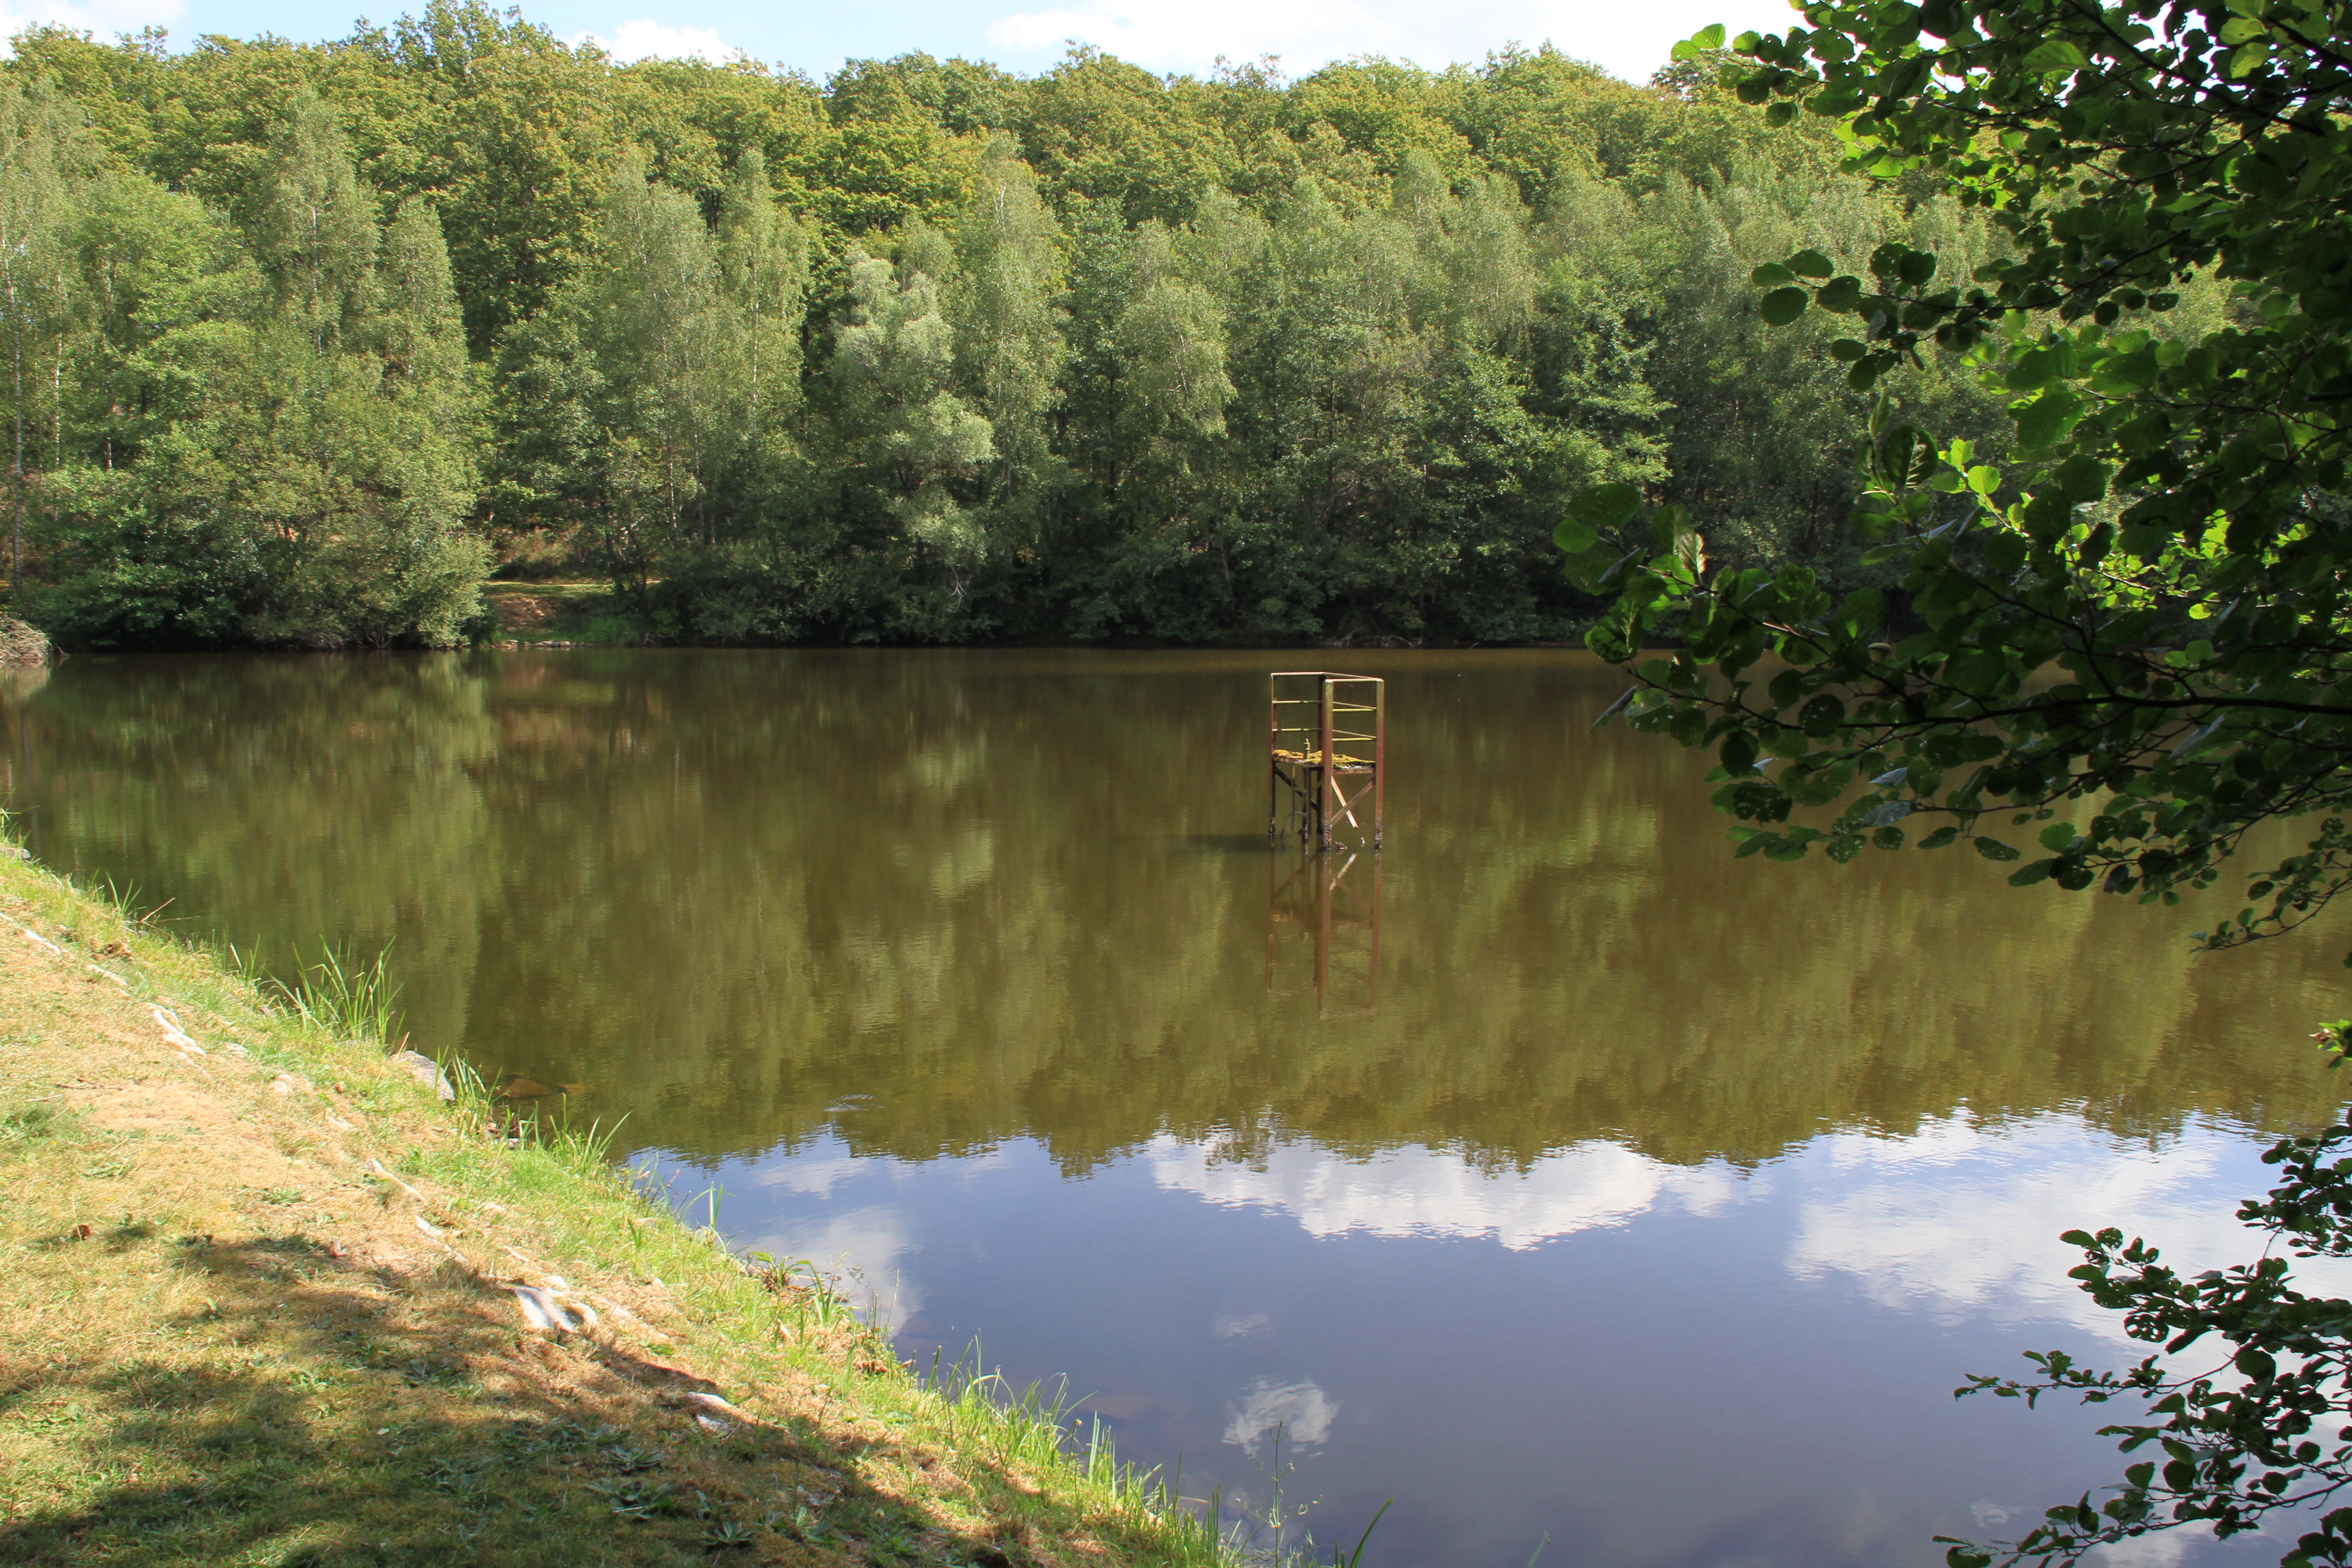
<box><xmin>0</xmin><ymin>3</ymin><xmax>2023</xmax><ymax>647</ymax></box>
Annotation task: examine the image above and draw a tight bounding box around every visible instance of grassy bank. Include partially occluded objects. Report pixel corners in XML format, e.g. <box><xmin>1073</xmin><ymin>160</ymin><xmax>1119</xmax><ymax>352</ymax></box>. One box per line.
<box><xmin>481</xmin><ymin>581</ymin><xmax>640</xmax><ymax>647</ymax></box>
<box><xmin>0</xmin><ymin>852</ymin><xmax>1222</xmax><ymax>1567</ymax></box>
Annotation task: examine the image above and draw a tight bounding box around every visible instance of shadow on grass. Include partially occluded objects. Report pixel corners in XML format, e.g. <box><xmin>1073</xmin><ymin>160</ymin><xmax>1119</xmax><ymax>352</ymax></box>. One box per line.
<box><xmin>0</xmin><ymin>1227</ymin><xmax>1132</xmax><ymax>1567</ymax></box>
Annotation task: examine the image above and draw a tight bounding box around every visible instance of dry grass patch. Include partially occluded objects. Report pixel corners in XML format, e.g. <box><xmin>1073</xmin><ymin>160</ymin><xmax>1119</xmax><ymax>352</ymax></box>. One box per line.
<box><xmin>0</xmin><ymin>861</ymin><xmax>1216</xmax><ymax>1568</ymax></box>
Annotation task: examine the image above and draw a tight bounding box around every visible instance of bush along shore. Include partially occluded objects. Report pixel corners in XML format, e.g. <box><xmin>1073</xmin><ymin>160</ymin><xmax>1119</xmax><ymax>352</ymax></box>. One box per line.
<box><xmin>0</xmin><ymin>847</ymin><xmax>1224</xmax><ymax>1567</ymax></box>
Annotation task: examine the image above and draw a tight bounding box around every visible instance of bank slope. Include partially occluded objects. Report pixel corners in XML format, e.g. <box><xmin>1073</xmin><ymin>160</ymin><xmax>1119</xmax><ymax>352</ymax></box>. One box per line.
<box><xmin>0</xmin><ymin>852</ymin><xmax>1212</xmax><ymax>1568</ymax></box>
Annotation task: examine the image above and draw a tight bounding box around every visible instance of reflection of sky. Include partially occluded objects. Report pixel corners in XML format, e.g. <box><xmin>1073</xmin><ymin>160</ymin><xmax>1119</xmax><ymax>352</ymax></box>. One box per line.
<box><xmin>1224</xmin><ymin>1375</ymin><xmax>1339</xmax><ymax>1456</ymax></box>
<box><xmin>1139</xmin><ymin>1113</ymin><xmax>2352</xmax><ymax>1338</ymax></box>
<box><xmin>1145</xmin><ymin>1135</ymin><xmax>1749</xmax><ymax>1249</ymax></box>
<box><xmin>1788</xmin><ymin>1115</ymin><xmax>2342</xmax><ymax>1337</ymax></box>
<box><xmin>666</xmin><ymin>1112</ymin><xmax>2333</xmax><ymax>1567</ymax></box>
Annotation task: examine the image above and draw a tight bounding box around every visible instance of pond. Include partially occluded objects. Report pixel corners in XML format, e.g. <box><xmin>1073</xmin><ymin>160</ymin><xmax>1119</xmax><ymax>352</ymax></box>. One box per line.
<box><xmin>5</xmin><ymin>647</ymin><xmax>2347</xmax><ymax>1567</ymax></box>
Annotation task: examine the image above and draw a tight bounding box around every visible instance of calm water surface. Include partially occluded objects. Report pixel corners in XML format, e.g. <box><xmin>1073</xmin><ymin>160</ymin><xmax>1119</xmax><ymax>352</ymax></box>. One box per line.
<box><xmin>7</xmin><ymin>648</ymin><xmax>2349</xmax><ymax>1567</ymax></box>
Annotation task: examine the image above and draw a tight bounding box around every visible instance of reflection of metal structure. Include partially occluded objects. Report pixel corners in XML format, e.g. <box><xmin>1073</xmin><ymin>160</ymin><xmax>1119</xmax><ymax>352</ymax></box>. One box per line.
<box><xmin>1266</xmin><ymin>847</ymin><xmax>1383</xmax><ymax>1018</ymax></box>
<box><xmin>1267</xmin><ymin>672</ymin><xmax>1385</xmax><ymax>849</ymax></box>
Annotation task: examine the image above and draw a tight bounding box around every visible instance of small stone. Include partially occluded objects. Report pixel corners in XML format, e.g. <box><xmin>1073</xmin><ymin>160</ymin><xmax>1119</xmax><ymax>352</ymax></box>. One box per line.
<box><xmin>389</xmin><ymin>1049</ymin><xmax>455</xmax><ymax>1102</ymax></box>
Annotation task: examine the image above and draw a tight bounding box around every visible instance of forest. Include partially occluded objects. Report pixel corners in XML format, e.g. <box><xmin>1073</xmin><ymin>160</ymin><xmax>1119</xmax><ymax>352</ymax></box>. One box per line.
<box><xmin>0</xmin><ymin>3</ymin><xmax>2087</xmax><ymax>647</ymax></box>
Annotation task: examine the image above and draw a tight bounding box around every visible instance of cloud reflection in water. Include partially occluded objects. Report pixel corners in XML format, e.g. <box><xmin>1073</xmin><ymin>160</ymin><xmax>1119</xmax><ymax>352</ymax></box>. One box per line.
<box><xmin>1144</xmin><ymin>1134</ymin><xmax>1750</xmax><ymax>1249</ymax></box>
<box><xmin>1223</xmin><ymin>1376</ymin><xmax>1341</xmax><ymax>1456</ymax></box>
<box><xmin>1144</xmin><ymin>1113</ymin><xmax>2352</xmax><ymax>1343</ymax></box>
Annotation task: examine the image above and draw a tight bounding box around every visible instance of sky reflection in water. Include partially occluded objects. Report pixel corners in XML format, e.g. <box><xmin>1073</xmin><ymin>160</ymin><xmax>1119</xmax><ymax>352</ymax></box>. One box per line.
<box><xmin>648</xmin><ymin>1113</ymin><xmax>2331</xmax><ymax>1568</ymax></box>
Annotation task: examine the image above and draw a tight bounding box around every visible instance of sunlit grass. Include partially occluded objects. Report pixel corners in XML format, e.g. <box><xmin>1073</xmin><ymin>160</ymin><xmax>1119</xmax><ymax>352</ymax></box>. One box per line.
<box><xmin>0</xmin><ymin>849</ymin><xmax>1229</xmax><ymax>1567</ymax></box>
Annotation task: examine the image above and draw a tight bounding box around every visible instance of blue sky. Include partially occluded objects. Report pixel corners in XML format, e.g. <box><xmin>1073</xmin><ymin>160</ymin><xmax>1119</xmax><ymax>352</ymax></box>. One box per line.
<box><xmin>7</xmin><ymin>0</ymin><xmax>1802</xmax><ymax>86</ymax></box>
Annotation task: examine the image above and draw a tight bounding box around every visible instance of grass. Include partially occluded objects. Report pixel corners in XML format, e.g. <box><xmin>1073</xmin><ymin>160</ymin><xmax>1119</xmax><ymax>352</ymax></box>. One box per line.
<box><xmin>0</xmin><ymin>849</ymin><xmax>1239</xmax><ymax>1567</ymax></box>
<box><xmin>282</xmin><ymin>943</ymin><xmax>406</xmax><ymax>1045</ymax></box>
<box><xmin>478</xmin><ymin>582</ymin><xmax>646</xmax><ymax>646</ymax></box>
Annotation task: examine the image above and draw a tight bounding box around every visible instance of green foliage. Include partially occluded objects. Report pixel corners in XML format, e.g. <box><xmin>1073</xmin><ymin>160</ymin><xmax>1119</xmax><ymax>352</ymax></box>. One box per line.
<box><xmin>1553</xmin><ymin>6</ymin><xmax>2352</xmax><ymax>1565</ymax></box>
<box><xmin>4</xmin><ymin>88</ymin><xmax>487</xmax><ymax>647</ymax></box>
<box><xmin>0</xmin><ymin>3</ymin><xmax>1995</xmax><ymax>647</ymax></box>
<box><xmin>1567</xmin><ymin>0</ymin><xmax>2352</xmax><ymax>955</ymax></box>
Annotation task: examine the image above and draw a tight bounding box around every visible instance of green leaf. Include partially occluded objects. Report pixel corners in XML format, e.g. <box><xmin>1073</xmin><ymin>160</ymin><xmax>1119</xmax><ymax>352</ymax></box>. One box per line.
<box><xmin>1690</xmin><ymin>22</ymin><xmax>1725</xmax><ymax>48</ymax></box>
<box><xmin>1554</xmin><ymin>515</ymin><xmax>1599</xmax><ymax>555</ymax></box>
<box><xmin>1975</xmin><ymin>837</ymin><xmax>2022</xmax><ymax>862</ymax></box>
<box><xmin>1562</xmin><ymin>543</ymin><xmax>1628</xmax><ymax>591</ymax></box>
<box><xmin>1759</xmin><ymin>287</ymin><xmax>1809</xmax><ymax>325</ymax></box>
<box><xmin>1816</xmin><ymin>275</ymin><xmax>1863</xmax><ymax>312</ymax></box>
<box><xmin>2012</xmin><ymin>387</ymin><xmax>2084</xmax><ymax>450</ymax></box>
<box><xmin>2038</xmin><ymin>821</ymin><xmax>2079</xmax><ymax>851</ymax></box>
<box><xmin>2006</xmin><ymin>346</ymin><xmax>2068</xmax><ymax>391</ymax></box>
<box><xmin>1838</xmin><ymin>587</ymin><xmax>1887</xmax><ymax>634</ymax></box>
<box><xmin>2053</xmin><ymin>455</ymin><xmax>2112</xmax><ymax>504</ymax></box>
<box><xmin>1788</xmin><ymin>248</ymin><xmax>1833</xmax><ymax>279</ymax></box>
<box><xmin>2008</xmin><ymin>860</ymin><xmax>2055</xmax><ymax>886</ymax></box>
<box><xmin>2021</xmin><ymin>39</ymin><xmax>2087</xmax><ymax>72</ymax></box>
<box><xmin>1751</xmin><ymin>262</ymin><xmax>1795</xmax><ymax>287</ymax></box>
<box><xmin>1569</xmin><ymin>483</ymin><xmax>1643</xmax><ymax>532</ymax></box>
<box><xmin>1650</xmin><ymin>502</ymin><xmax>1692</xmax><ymax>552</ymax></box>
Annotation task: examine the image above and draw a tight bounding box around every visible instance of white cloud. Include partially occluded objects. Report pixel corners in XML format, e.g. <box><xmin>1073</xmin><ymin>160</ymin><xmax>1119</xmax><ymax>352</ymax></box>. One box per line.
<box><xmin>749</xmin><ymin>1154</ymin><xmax>866</xmax><ymax>1196</ymax></box>
<box><xmin>1788</xmin><ymin>1115</ymin><xmax>2352</xmax><ymax>1339</ymax></box>
<box><xmin>1147</xmin><ymin>1134</ymin><xmax>1749</xmax><ymax>1249</ymax></box>
<box><xmin>0</xmin><ymin>0</ymin><xmax>183</xmax><ymax>55</ymax></box>
<box><xmin>576</xmin><ymin>18</ymin><xmax>736</xmax><ymax>65</ymax></box>
<box><xmin>985</xmin><ymin>0</ymin><xmax>1802</xmax><ymax>83</ymax></box>
<box><xmin>2084</xmin><ymin>1529</ymin><xmax>2200</xmax><ymax>1568</ymax></box>
<box><xmin>1223</xmin><ymin>1375</ymin><xmax>1339</xmax><ymax>1456</ymax></box>
<box><xmin>741</xmin><ymin>1203</ymin><xmax>925</xmax><ymax>1324</ymax></box>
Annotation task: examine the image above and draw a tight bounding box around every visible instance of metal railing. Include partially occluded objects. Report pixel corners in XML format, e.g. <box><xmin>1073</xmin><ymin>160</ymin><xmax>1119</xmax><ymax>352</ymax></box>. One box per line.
<box><xmin>1267</xmin><ymin>671</ymin><xmax>1385</xmax><ymax>848</ymax></box>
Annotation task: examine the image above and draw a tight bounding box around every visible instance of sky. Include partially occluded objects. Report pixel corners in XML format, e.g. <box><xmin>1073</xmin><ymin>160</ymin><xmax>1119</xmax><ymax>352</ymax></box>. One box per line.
<box><xmin>0</xmin><ymin>0</ymin><xmax>1804</xmax><ymax>87</ymax></box>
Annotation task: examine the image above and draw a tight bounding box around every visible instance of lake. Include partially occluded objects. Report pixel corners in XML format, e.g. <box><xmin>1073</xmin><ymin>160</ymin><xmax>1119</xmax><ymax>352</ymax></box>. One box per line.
<box><xmin>5</xmin><ymin>647</ymin><xmax>2345</xmax><ymax>1567</ymax></box>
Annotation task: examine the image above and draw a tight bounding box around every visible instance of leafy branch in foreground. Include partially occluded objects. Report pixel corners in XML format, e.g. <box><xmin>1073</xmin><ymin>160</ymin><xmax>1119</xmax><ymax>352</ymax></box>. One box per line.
<box><xmin>1560</xmin><ymin>7</ymin><xmax>2352</xmax><ymax>1561</ymax></box>
<box><xmin>1563</xmin><ymin>0</ymin><xmax>2352</xmax><ymax>957</ymax></box>
<box><xmin>1938</xmin><ymin>1028</ymin><xmax>2352</xmax><ymax>1568</ymax></box>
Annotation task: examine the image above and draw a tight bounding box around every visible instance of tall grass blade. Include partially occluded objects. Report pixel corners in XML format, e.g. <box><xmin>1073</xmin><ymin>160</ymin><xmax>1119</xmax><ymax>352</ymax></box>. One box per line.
<box><xmin>272</xmin><ymin>941</ymin><xmax>404</xmax><ymax>1044</ymax></box>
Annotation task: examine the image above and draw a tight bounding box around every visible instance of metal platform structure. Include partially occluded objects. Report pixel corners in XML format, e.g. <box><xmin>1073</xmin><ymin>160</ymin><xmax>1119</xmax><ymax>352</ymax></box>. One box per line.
<box><xmin>1267</xmin><ymin>670</ymin><xmax>1384</xmax><ymax>849</ymax></box>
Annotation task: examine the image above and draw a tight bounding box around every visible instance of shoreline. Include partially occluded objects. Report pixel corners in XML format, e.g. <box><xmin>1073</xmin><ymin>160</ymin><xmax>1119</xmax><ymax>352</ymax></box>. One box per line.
<box><xmin>0</xmin><ymin>850</ymin><xmax>1213</xmax><ymax>1567</ymax></box>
